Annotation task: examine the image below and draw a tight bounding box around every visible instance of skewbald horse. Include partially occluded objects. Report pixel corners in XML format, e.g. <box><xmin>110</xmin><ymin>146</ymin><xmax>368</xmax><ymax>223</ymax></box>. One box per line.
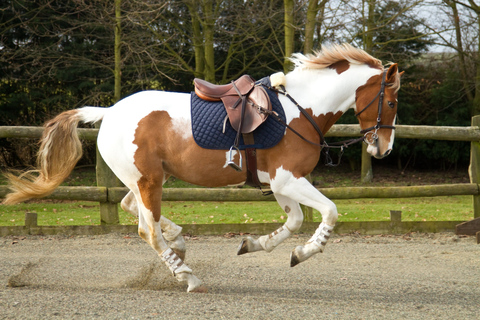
<box><xmin>3</xmin><ymin>44</ymin><xmax>401</xmax><ymax>292</ymax></box>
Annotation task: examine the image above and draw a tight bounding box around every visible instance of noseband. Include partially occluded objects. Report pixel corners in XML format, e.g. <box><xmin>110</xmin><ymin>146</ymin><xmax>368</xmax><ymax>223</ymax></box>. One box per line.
<box><xmin>354</xmin><ymin>70</ymin><xmax>396</xmax><ymax>145</ymax></box>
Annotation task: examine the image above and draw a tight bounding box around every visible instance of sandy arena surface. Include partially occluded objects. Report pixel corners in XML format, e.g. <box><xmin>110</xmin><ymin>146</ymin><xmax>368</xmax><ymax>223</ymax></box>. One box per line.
<box><xmin>0</xmin><ymin>232</ymin><xmax>479</xmax><ymax>319</ymax></box>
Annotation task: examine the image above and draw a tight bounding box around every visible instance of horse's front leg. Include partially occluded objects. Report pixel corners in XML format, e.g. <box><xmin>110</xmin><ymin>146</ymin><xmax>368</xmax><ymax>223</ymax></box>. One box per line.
<box><xmin>237</xmin><ymin>193</ymin><xmax>303</xmax><ymax>254</ymax></box>
<box><xmin>272</xmin><ymin>175</ymin><xmax>337</xmax><ymax>267</ymax></box>
<box><xmin>238</xmin><ymin>171</ymin><xmax>338</xmax><ymax>266</ymax></box>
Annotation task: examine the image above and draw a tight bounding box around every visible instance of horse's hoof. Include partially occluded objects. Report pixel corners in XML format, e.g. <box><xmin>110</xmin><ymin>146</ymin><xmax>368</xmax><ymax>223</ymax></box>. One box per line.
<box><xmin>189</xmin><ymin>285</ymin><xmax>209</xmax><ymax>293</ymax></box>
<box><xmin>290</xmin><ymin>250</ymin><xmax>301</xmax><ymax>267</ymax></box>
<box><xmin>237</xmin><ymin>238</ymin><xmax>249</xmax><ymax>255</ymax></box>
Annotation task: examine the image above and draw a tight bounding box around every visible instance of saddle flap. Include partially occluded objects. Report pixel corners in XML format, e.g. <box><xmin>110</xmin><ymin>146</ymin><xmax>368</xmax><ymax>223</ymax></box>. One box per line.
<box><xmin>223</xmin><ymin>86</ymin><xmax>271</xmax><ymax>133</ymax></box>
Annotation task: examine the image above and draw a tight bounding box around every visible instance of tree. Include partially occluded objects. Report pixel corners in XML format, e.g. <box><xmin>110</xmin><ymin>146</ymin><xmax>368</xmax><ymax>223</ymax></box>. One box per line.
<box><xmin>446</xmin><ymin>0</ymin><xmax>480</xmax><ymax>115</ymax></box>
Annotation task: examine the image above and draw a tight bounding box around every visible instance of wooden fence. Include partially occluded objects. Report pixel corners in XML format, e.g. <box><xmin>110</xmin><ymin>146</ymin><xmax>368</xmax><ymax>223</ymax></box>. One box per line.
<box><xmin>2</xmin><ymin>117</ymin><xmax>480</xmax><ymax>237</ymax></box>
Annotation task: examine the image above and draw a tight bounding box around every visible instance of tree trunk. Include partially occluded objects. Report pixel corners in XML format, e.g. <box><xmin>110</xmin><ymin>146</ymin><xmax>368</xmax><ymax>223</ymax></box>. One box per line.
<box><xmin>202</xmin><ymin>0</ymin><xmax>216</xmax><ymax>82</ymax></box>
<box><xmin>363</xmin><ymin>0</ymin><xmax>375</xmax><ymax>52</ymax></box>
<box><xmin>284</xmin><ymin>0</ymin><xmax>295</xmax><ymax>72</ymax></box>
<box><xmin>304</xmin><ymin>0</ymin><xmax>328</xmax><ymax>54</ymax></box>
<box><xmin>473</xmin><ymin>13</ymin><xmax>480</xmax><ymax>115</ymax></box>
<box><xmin>114</xmin><ymin>0</ymin><xmax>122</xmax><ymax>103</ymax></box>
<box><xmin>361</xmin><ymin>0</ymin><xmax>376</xmax><ymax>183</ymax></box>
<box><xmin>447</xmin><ymin>1</ymin><xmax>474</xmax><ymax>102</ymax></box>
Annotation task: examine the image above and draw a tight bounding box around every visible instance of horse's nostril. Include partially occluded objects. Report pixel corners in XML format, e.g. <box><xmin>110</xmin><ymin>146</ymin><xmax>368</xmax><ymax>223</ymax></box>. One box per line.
<box><xmin>383</xmin><ymin>149</ymin><xmax>392</xmax><ymax>157</ymax></box>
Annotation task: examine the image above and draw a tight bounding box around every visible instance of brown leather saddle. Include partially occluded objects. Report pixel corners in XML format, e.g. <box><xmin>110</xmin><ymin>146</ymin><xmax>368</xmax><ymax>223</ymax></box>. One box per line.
<box><xmin>194</xmin><ymin>75</ymin><xmax>272</xmax><ymax>134</ymax></box>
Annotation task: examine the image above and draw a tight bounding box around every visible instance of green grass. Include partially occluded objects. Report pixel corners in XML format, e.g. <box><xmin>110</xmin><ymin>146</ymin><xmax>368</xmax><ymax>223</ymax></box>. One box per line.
<box><xmin>0</xmin><ymin>201</ymin><xmax>137</xmax><ymax>226</ymax></box>
<box><xmin>335</xmin><ymin>196</ymin><xmax>473</xmax><ymax>222</ymax></box>
<box><xmin>0</xmin><ymin>196</ymin><xmax>473</xmax><ymax>227</ymax></box>
<box><xmin>0</xmin><ymin>168</ymin><xmax>474</xmax><ymax>227</ymax></box>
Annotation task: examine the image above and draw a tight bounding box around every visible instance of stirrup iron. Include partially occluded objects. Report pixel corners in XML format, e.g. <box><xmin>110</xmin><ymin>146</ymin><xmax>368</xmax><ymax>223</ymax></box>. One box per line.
<box><xmin>227</xmin><ymin>146</ymin><xmax>242</xmax><ymax>172</ymax></box>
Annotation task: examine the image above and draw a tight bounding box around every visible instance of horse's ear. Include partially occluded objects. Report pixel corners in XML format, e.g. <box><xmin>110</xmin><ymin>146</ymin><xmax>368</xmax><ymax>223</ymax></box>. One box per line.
<box><xmin>386</xmin><ymin>63</ymin><xmax>398</xmax><ymax>82</ymax></box>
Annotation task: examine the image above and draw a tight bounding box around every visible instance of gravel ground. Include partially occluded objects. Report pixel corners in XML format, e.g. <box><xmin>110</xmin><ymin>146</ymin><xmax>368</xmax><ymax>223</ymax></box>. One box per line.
<box><xmin>0</xmin><ymin>232</ymin><xmax>479</xmax><ymax>319</ymax></box>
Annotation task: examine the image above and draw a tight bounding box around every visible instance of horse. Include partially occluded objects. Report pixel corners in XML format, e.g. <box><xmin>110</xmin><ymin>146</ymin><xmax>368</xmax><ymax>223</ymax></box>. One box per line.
<box><xmin>3</xmin><ymin>43</ymin><xmax>402</xmax><ymax>292</ymax></box>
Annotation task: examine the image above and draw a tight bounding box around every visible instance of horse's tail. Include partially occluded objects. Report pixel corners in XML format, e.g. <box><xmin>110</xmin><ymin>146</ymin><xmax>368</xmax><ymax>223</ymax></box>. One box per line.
<box><xmin>3</xmin><ymin>107</ymin><xmax>107</xmax><ymax>205</ymax></box>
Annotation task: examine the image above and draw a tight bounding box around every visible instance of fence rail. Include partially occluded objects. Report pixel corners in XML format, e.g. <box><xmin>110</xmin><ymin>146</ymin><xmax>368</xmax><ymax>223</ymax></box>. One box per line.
<box><xmin>2</xmin><ymin>124</ymin><xmax>480</xmax><ymax>141</ymax></box>
<box><xmin>0</xmin><ymin>184</ymin><xmax>478</xmax><ymax>203</ymax></box>
<box><xmin>2</xmin><ymin>121</ymin><xmax>480</xmax><ymax>236</ymax></box>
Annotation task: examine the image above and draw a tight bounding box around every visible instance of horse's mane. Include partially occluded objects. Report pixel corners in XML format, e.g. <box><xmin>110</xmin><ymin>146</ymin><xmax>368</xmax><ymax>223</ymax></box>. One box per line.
<box><xmin>290</xmin><ymin>43</ymin><xmax>401</xmax><ymax>92</ymax></box>
<box><xmin>290</xmin><ymin>43</ymin><xmax>383</xmax><ymax>71</ymax></box>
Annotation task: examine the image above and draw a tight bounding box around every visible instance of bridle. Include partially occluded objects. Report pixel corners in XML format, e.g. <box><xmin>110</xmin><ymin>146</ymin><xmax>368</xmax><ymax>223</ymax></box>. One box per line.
<box><xmin>260</xmin><ymin>68</ymin><xmax>396</xmax><ymax>166</ymax></box>
<box><xmin>355</xmin><ymin>69</ymin><xmax>396</xmax><ymax>146</ymax></box>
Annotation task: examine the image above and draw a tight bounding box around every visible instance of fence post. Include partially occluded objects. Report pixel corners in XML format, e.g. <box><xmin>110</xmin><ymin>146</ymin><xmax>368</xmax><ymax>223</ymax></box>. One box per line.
<box><xmin>95</xmin><ymin>122</ymin><xmax>121</xmax><ymax>225</ymax></box>
<box><xmin>470</xmin><ymin>115</ymin><xmax>480</xmax><ymax>219</ymax></box>
<box><xmin>361</xmin><ymin>144</ymin><xmax>373</xmax><ymax>183</ymax></box>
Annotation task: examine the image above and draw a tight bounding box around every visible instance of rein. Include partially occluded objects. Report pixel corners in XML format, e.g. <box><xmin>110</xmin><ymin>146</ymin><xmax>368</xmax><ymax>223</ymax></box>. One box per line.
<box><xmin>260</xmin><ymin>69</ymin><xmax>393</xmax><ymax>167</ymax></box>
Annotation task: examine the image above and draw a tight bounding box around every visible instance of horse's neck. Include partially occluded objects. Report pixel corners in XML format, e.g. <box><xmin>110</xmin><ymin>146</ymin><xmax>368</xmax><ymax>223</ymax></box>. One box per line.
<box><xmin>283</xmin><ymin>65</ymin><xmax>379</xmax><ymax>125</ymax></box>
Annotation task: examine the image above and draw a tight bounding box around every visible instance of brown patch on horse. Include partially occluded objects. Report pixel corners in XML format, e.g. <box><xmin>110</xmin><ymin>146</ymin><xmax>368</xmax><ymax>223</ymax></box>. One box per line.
<box><xmin>319</xmin><ymin>111</ymin><xmax>344</xmax><ymax>133</ymax></box>
<box><xmin>328</xmin><ymin>60</ymin><xmax>350</xmax><ymax>74</ymax></box>
<box><xmin>133</xmin><ymin>111</ymin><xmax>247</xmax><ymax>220</ymax></box>
<box><xmin>257</xmin><ymin>110</ymin><xmax>343</xmax><ymax>180</ymax></box>
<box><xmin>133</xmin><ymin>111</ymin><xmax>169</xmax><ymax>222</ymax></box>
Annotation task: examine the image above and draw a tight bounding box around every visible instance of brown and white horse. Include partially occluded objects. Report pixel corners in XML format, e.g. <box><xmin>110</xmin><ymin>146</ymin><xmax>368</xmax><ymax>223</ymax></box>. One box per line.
<box><xmin>3</xmin><ymin>44</ymin><xmax>401</xmax><ymax>292</ymax></box>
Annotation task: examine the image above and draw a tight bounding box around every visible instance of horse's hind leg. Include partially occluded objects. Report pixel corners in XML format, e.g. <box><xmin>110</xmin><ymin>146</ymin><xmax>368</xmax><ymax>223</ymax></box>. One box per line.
<box><xmin>121</xmin><ymin>191</ymin><xmax>186</xmax><ymax>260</ymax></box>
<box><xmin>238</xmin><ymin>194</ymin><xmax>303</xmax><ymax>254</ymax></box>
<box><xmin>133</xmin><ymin>182</ymin><xmax>205</xmax><ymax>292</ymax></box>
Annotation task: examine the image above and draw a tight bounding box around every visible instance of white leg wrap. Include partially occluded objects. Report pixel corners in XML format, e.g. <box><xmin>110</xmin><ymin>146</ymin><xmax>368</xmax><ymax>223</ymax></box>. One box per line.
<box><xmin>259</xmin><ymin>226</ymin><xmax>292</xmax><ymax>252</ymax></box>
<box><xmin>290</xmin><ymin>222</ymin><xmax>335</xmax><ymax>267</ymax></box>
<box><xmin>161</xmin><ymin>248</ymin><xmax>204</xmax><ymax>292</ymax></box>
<box><xmin>306</xmin><ymin>222</ymin><xmax>334</xmax><ymax>252</ymax></box>
<box><xmin>160</xmin><ymin>248</ymin><xmax>191</xmax><ymax>276</ymax></box>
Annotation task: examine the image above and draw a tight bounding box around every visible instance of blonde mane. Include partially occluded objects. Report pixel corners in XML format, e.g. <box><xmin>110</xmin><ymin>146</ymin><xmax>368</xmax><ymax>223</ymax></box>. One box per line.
<box><xmin>290</xmin><ymin>43</ymin><xmax>384</xmax><ymax>71</ymax></box>
<box><xmin>290</xmin><ymin>43</ymin><xmax>401</xmax><ymax>92</ymax></box>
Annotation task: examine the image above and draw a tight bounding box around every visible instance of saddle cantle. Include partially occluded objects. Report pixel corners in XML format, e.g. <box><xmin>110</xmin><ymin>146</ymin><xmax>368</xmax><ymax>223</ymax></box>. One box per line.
<box><xmin>194</xmin><ymin>75</ymin><xmax>272</xmax><ymax>134</ymax></box>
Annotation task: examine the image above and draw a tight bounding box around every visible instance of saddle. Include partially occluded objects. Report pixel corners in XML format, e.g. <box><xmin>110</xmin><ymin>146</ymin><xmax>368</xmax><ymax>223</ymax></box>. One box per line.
<box><xmin>194</xmin><ymin>75</ymin><xmax>273</xmax><ymax>190</ymax></box>
<box><xmin>194</xmin><ymin>75</ymin><xmax>272</xmax><ymax>134</ymax></box>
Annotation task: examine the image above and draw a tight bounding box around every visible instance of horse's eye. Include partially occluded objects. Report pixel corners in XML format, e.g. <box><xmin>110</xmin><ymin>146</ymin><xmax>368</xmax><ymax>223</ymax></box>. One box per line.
<box><xmin>388</xmin><ymin>101</ymin><xmax>395</xmax><ymax>109</ymax></box>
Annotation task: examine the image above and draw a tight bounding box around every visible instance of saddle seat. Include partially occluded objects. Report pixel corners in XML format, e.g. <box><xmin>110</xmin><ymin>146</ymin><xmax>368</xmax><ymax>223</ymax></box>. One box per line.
<box><xmin>194</xmin><ymin>75</ymin><xmax>271</xmax><ymax>134</ymax></box>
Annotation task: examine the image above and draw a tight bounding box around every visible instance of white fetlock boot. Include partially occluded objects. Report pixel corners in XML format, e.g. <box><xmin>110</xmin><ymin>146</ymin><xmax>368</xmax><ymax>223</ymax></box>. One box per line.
<box><xmin>162</xmin><ymin>224</ymin><xmax>186</xmax><ymax>261</ymax></box>
<box><xmin>160</xmin><ymin>248</ymin><xmax>206</xmax><ymax>293</ymax></box>
<box><xmin>290</xmin><ymin>222</ymin><xmax>334</xmax><ymax>267</ymax></box>
<box><xmin>258</xmin><ymin>226</ymin><xmax>292</xmax><ymax>252</ymax></box>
